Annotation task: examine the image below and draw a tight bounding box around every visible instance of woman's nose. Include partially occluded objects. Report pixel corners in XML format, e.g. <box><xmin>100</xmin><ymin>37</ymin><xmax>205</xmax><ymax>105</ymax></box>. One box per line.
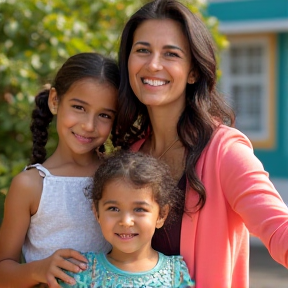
<box><xmin>147</xmin><ymin>54</ymin><xmax>163</xmax><ymax>72</ymax></box>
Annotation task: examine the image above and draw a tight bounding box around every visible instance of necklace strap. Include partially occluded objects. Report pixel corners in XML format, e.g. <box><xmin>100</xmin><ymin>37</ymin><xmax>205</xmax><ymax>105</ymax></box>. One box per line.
<box><xmin>150</xmin><ymin>136</ymin><xmax>179</xmax><ymax>160</ymax></box>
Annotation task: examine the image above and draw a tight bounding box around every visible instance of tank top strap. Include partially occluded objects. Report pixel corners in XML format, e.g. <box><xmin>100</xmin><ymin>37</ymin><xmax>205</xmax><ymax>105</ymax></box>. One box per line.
<box><xmin>24</xmin><ymin>163</ymin><xmax>51</xmax><ymax>178</ymax></box>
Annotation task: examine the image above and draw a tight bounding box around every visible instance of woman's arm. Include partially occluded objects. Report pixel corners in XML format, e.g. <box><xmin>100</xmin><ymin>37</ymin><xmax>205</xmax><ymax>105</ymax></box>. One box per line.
<box><xmin>219</xmin><ymin>129</ymin><xmax>288</xmax><ymax>267</ymax></box>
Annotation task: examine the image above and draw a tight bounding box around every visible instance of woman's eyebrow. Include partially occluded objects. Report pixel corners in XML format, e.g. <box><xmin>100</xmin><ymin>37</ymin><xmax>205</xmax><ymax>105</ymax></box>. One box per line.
<box><xmin>133</xmin><ymin>41</ymin><xmax>184</xmax><ymax>53</ymax></box>
<box><xmin>133</xmin><ymin>41</ymin><xmax>150</xmax><ymax>47</ymax></box>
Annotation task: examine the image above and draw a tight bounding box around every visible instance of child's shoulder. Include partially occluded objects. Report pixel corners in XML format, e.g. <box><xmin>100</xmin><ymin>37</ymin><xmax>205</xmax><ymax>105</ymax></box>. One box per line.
<box><xmin>4</xmin><ymin>166</ymin><xmax>44</xmax><ymax>217</ymax></box>
<box><xmin>8</xmin><ymin>165</ymin><xmax>44</xmax><ymax>201</ymax></box>
<box><xmin>11</xmin><ymin>166</ymin><xmax>43</xmax><ymax>192</ymax></box>
<box><xmin>159</xmin><ymin>252</ymin><xmax>184</xmax><ymax>263</ymax></box>
<box><xmin>159</xmin><ymin>253</ymin><xmax>195</xmax><ymax>287</ymax></box>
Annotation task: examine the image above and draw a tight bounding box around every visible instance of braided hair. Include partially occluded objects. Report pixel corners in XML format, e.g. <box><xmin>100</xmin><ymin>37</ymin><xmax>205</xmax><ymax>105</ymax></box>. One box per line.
<box><xmin>30</xmin><ymin>52</ymin><xmax>120</xmax><ymax>164</ymax></box>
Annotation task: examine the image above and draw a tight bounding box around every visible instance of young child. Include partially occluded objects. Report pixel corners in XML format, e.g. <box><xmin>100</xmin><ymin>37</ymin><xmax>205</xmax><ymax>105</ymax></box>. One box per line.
<box><xmin>0</xmin><ymin>52</ymin><xmax>119</xmax><ymax>288</ymax></box>
<box><xmin>59</xmin><ymin>151</ymin><xmax>195</xmax><ymax>288</ymax></box>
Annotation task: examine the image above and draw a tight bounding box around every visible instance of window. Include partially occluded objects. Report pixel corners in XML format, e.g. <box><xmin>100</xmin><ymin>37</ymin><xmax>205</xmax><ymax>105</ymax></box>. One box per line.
<box><xmin>220</xmin><ymin>35</ymin><xmax>276</xmax><ymax>148</ymax></box>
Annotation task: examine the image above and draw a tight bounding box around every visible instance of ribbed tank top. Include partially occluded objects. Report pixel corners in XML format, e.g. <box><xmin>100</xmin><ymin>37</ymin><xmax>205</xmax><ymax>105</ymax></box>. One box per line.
<box><xmin>22</xmin><ymin>164</ymin><xmax>111</xmax><ymax>263</ymax></box>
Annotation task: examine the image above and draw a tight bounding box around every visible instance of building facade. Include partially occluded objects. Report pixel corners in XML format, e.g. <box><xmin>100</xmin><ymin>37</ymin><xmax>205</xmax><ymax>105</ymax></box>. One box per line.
<box><xmin>208</xmin><ymin>0</ymin><xmax>288</xmax><ymax>203</ymax></box>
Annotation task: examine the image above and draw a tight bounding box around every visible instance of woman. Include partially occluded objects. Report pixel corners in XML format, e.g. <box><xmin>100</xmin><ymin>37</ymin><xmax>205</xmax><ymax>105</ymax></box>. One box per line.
<box><xmin>115</xmin><ymin>0</ymin><xmax>288</xmax><ymax>287</ymax></box>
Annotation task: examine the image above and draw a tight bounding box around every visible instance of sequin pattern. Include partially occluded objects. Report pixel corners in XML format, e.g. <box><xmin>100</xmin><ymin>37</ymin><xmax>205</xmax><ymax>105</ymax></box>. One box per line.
<box><xmin>59</xmin><ymin>252</ymin><xmax>195</xmax><ymax>288</ymax></box>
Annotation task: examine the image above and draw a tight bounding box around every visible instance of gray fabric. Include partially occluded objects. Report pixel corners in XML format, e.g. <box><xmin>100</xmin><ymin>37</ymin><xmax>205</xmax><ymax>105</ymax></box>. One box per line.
<box><xmin>22</xmin><ymin>164</ymin><xmax>111</xmax><ymax>262</ymax></box>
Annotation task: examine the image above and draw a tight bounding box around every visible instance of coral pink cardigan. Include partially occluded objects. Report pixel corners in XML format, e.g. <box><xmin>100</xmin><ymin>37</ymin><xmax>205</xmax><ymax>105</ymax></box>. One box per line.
<box><xmin>131</xmin><ymin>125</ymin><xmax>288</xmax><ymax>288</ymax></box>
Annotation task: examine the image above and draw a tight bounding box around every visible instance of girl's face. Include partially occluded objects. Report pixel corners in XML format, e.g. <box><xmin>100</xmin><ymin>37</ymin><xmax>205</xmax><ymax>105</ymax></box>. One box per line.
<box><xmin>96</xmin><ymin>178</ymin><xmax>167</xmax><ymax>260</ymax></box>
<box><xmin>128</xmin><ymin>19</ymin><xmax>195</xmax><ymax>110</ymax></box>
<box><xmin>49</xmin><ymin>79</ymin><xmax>117</xmax><ymax>156</ymax></box>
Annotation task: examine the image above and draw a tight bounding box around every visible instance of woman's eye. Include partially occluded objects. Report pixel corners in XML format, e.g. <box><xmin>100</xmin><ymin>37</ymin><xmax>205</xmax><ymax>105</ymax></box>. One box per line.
<box><xmin>166</xmin><ymin>52</ymin><xmax>179</xmax><ymax>57</ymax></box>
<box><xmin>136</xmin><ymin>48</ymin><xmax>149</xmax><ymax>53</ymax></box>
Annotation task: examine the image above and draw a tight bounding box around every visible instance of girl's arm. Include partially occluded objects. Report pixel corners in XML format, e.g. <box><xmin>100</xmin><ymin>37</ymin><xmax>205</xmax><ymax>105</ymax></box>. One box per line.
<box><xmin>0</xmin><ymin>170</ymin><xmax>87</xmax><ymax>288</ymax></box>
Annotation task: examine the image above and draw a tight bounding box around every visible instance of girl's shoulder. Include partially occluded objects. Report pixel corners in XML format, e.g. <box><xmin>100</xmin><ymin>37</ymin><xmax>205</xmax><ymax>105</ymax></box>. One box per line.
<box><xmin>158</xmin><ymin>252</ymin><xmax>195</xmax><ymax>288</ymax></box>
<box><xmin>25</xmin><ymin>163</ymin><xmax>51</xmax><ymax>176</ymax></box>
<box><xmin>7</xmin><ymin>165</ymin><xmax>44</xmax><ymax>211</ymax></box>
<box><xmin>12</xmin><ymin>166</ymin><xmax>44</xmax><ymax>192</ymax></box>
<box><xmin>161</xmin><ymin>254</ymin><xmax>195</xmax><ymax>287</ymax></box>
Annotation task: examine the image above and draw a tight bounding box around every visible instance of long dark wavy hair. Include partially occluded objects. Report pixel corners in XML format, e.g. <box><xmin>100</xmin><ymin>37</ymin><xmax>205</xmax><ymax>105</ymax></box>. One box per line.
<box><xmin>116</xmin><ymin>0</ymin><xmax>235</xmax><ymax>209</ymax></box>
<box><xmin>30</xmin><ymin>52</ymin><xmax>120</xmax><ymax>164</ymax></box>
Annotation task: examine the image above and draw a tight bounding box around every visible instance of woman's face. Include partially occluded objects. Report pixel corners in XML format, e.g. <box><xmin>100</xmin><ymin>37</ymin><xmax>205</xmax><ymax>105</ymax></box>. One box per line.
<box><xmin>128</xmin><ymin>19</ymin><xmax>195</xmax><ymax>109</ymax></box>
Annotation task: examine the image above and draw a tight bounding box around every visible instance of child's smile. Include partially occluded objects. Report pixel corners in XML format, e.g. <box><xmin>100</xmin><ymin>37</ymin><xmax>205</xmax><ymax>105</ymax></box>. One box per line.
<box><xmin>96</xmin><ymin>178</ymin><xmax>164</xmax><ymax>267</ymax></box>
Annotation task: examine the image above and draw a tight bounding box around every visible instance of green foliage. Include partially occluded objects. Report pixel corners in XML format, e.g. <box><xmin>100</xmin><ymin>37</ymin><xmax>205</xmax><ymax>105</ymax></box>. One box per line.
<box><xmin>0</xmin><ymin>0</ymin><xmax>140</xmax><ymax>195</ymax></box>
<box><xmin>0</xmin><ymin>0</ymin><xmax>226</xmax><ymax>203</ymax></box>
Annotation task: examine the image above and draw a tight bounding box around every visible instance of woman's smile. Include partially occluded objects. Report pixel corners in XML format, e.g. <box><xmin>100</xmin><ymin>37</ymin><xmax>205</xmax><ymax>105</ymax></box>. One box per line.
<box><xmin>128</xmin><ymin>18</ymin><xmax>194</xmax><ymax>108</ymax></box>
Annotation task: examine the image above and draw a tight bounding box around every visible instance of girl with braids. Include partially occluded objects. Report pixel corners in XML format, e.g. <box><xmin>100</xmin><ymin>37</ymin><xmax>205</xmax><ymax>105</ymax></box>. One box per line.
<box><xmin>116</xmin><ymin>0</ymin><xmax>288</xmax><ymax>287</ymax></box>
<box><xmin>0</xmin><ymin>52</ymin><xmax>119</xmax><ymax>288</ymax></box>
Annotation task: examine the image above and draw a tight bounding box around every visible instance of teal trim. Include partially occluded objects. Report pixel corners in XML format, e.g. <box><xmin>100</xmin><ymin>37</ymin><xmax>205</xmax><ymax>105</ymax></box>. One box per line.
<box><xmin>254</xmin><ymin>33</ymin><xmax>288</xmax><ymax>177</ymax></box>
<box><xmin>208</xmin><ymin>0</ymin><xmax>288</xmax><ymax>22</ymax></box>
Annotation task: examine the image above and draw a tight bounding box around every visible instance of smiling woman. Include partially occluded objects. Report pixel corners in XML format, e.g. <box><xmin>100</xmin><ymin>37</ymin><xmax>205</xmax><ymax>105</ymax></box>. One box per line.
<box><xmin>128</xmin><ymin>18</ymin><xmax>194</xmax><ymax>109</ymax></box>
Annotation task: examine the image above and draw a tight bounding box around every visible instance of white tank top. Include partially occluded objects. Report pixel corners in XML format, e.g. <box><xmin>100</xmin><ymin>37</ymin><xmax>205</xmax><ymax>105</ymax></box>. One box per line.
<box><xmin>22</xmin><ymin>164</ymin><xmax>111</xmax><ymax>262</ymax></box>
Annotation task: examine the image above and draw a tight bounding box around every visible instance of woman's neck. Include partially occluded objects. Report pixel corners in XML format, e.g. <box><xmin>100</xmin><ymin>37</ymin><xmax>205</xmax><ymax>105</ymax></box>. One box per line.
<box><xmin>147</xmin><ymin>106</ymin><xmax>180</xmax><ymax>148</ymax></box>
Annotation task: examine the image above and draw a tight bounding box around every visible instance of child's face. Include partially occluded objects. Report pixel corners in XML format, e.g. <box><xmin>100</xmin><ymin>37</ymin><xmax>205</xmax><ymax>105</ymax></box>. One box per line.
<box><xmin>49</xmin><ymin>78</ymin><xmax>117</xmax><ymax>156</ymax></box>
<box><xmin>96</xmin><ymin>178</ymin><xmax>167</xmax><ymax>258</ymax></box>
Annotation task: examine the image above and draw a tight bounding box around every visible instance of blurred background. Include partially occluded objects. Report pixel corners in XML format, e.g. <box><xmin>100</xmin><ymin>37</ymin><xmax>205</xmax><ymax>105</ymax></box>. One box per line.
<box><xmin>208</xmin><ymin>0</ymin><xmax>288</xmax><ymax>204</ymax></box>
<box><xmin>0</xmin><ymin>0</ymin><xmax>224</xmax><ymax>210</ymax></box>
<box><xmin>0</xmin><ymin>0</ymin><xmax>288</xmax><ymax>286</ymax></box>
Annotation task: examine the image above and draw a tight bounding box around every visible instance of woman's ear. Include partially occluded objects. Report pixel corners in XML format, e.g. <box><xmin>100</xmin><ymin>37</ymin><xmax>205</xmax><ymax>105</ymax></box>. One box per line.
<box><xmin>156</xmin><ymin>204</ymin><xmax>170</xmax><ymax>229</ymax></box>
<box><xmin>187</xmin><ymin>70</ymin><xmax>197</xmax><ymax>84</ymax></box>
<box><xmin>48</xmin><ymin>88</ymin><xmax>58</xmax><ymax>115</ymax></box>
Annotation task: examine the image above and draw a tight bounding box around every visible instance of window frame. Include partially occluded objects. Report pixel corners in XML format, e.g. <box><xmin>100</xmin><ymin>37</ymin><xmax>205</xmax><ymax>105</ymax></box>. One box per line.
<box><xmin>220</xmin><ymin>34</ymin><xmax>276</xmax><ymax>149</ymax></box>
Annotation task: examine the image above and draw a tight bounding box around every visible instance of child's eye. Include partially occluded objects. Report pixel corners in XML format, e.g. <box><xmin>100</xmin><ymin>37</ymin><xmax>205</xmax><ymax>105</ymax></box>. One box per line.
<box><xmin>107</xmin><ymin>206</ymin><xmax>119</xmax><ymax>212</ymax></box>
<box><xmin>99</xmin><ymin>113</ymin><xmax>112</xmax><ymax>119</ymax></box>
<box><xmin>72</xmin><ymin>105</ymin><xmax>85</xmax><ymax>111</ymax></box>
<box><xmin>134</xmin><ymin>207</ymin><xmax>147</xmax><ymax>212</ymax></box>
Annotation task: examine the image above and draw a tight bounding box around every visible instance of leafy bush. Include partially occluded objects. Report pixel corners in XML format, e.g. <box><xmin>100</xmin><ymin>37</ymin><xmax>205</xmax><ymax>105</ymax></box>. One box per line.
<box><xmin>0</xmin><ymin>0</ymin><xmax>226</xmax><ymax>222</ymax></box>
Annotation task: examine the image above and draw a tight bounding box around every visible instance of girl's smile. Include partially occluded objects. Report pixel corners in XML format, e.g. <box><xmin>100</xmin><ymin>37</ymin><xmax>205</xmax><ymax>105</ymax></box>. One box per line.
<box><xmin>116</xmin><ymin>233</ymin><xmax>139</xmax><ymax>239</ymax></box>
<box><xmin>96</xmin><ymin>178</ymin><xmax>165</xmax><ymax>260</ymax></box>
<box><xmin>72</xmin><ymin>132</ymin><xmax>95</xmax><ymax>144</ymax></box>
<box><xmin>53</xmin><ymin>79</ymin><xmax>117</xmax><ymax>156</ymax></box>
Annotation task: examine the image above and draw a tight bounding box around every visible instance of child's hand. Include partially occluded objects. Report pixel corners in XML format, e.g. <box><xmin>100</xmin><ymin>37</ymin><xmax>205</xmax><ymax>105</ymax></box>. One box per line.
<box><xmin>66</xmin><ymin>257</ymin><xmax>88</xmax><ymax>268</ymax></box>
<box><xmin>34</xmin><ymin>248</ymin><xmax>88</xmax><ymax>288</ymax></box>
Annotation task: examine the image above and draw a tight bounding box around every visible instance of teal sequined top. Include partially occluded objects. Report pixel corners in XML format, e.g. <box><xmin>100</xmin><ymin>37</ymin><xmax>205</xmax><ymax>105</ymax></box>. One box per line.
<box><xmin>59</xmin><ymin>252</ymin><xmax>195</xmax><ymax>288</ymax></box>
